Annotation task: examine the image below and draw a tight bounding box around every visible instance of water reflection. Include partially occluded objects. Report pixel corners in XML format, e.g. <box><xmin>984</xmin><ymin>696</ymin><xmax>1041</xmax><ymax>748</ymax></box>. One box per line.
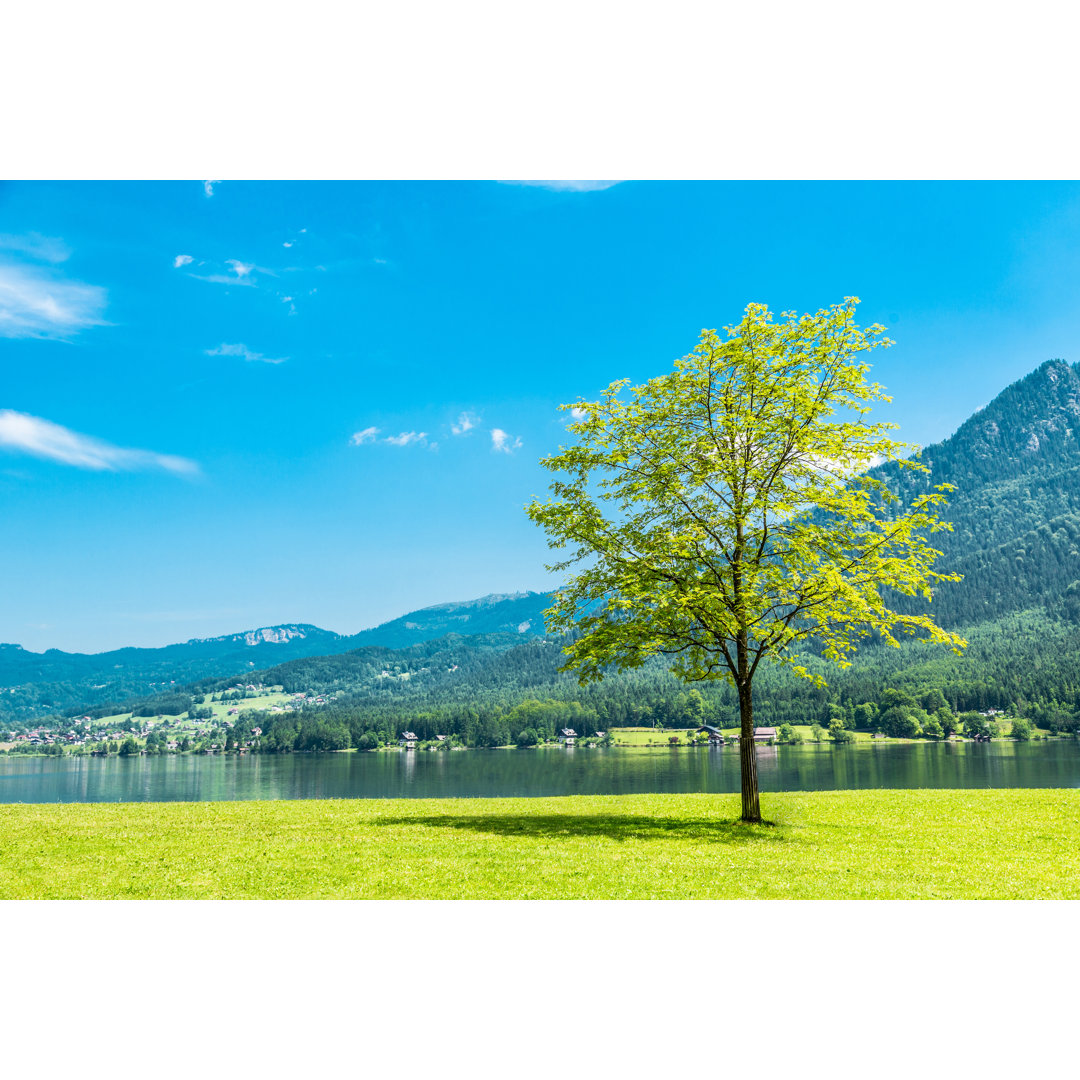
<box><xmin>0</xmin><ymin>741</ymin><xmax>1078</xmax><ymax>804</ymax></box>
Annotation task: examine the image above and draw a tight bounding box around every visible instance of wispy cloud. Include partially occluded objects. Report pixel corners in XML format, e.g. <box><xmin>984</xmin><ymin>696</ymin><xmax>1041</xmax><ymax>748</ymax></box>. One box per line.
<box><xmin>491</xmin><ymin>428</ymin><xmax>523</xmax><ymax>454</ymax></box>
<box><xmin>0</xmin><ymin>233</ymin><xmax>71</xmax><ymax>263</ymax></box>
<box><xmin>385</xmin><ymin>431</ymin><xmax>428</xmax><ymax>447</ymax></box>
<box><xmin>182</xmin><ymin>256</ymin><xmax>276</xmax><ymax>288</ymax></box>
<box><xmin>0</xmin><ymin>259</ymin><xmax>108</xmax><ymax>339</ymax></box>
<box><xmin>350</xmin><ymin>427</ymin><xmax>429</xmax><ymax>448</ymax></box>
<box><xmin>184</xmin><ymin>258</ymin><xmax>258</xmax><ymax>287</ymax></box>
<box><xmin>350</xmin><ymin>427</ymin><xmax>380</xmax><ymax>445</ymax></box>
<box><xmin>498</xmin><ymin>180</ymin><xmax>623</xmax><ymax>192</ymax></box>
<box><xmin>451</xmin><ymin>411</ymin><xmax>479</xmax><ymax>436</ymax></box>
<box><xmin>205</xmin><ymin>343</ymin><xmax>287</xmax><ymax>365</ymax></box>
<box><xmin>203</xmin><ymin>180</ymin><xmax>220</xmax><ymax>198</ymax></box>
<box><xmin>569</xmin><ymin>406</ymin><xmax>587</xmax><ymax>420</ymax></box>
<box><xmin>0</xmin><ymin>410</ymin><xmax>198</xmax><ymax>476</ymax></box>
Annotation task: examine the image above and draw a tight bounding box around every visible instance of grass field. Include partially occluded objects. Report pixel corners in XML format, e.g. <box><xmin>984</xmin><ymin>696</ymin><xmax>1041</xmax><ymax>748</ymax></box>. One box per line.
<box><xmin>2</xmin><ymin>789</ymin><xmax>1077</xmax><ymax>899</ymax></box>
<box><xmin>89</xmin><ymin>691</ymin><xmax>295</xmax><ymax>734</ymax></box>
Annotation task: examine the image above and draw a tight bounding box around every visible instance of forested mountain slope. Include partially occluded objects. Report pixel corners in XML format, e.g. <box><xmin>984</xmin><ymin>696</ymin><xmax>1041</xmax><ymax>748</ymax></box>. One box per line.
<box><xmin>881</xmin><ymin>359</ymin><xmax>1080</xmax><ymax>625</ymax></box>
<box><xmin>0</xmin><ymin>594</ymin><xmax>550</xmax><ymax>723</ymax></box>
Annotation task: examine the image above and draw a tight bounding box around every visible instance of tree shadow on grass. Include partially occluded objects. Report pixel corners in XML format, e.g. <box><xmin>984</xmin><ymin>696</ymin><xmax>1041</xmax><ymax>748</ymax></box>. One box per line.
<box><xmin>375</xmin><ymin>813</ymin><xmax>787</xmax><ymax>845</ymax></box>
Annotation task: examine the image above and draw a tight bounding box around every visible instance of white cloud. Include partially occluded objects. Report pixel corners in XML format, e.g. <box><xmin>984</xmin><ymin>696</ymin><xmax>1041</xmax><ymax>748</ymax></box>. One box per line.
<box><xmin>498</xmin><ymin>180</ymin><xmax>623</xmax><ymax>192</ymax></box>
<box><xmin>491</xmin><ymin>428</ymin><xmax>523</xmax><ymax>454</ymax></box>
<box><xmin>385</xmin><ymin>431</ymin><xmax>427</xmax><ymax>447</ymax></box>
<box><xmin>570</xmin><ymin>406</ymin><xmax>587</xmax><ymax>420</ymax></box>
<box><xmin>451</xmin><ymin>411</ymin><xmax>479</xmax><ymax>436</ymax></box>
<box><xmin>0</xmin><ymin>233</ymin><xmax>70</xmax><ymax>263</ymax></box>
<box><xmin>0</xmin><ymin>260</ymin><xmax>108</xmax><ymax>339</ymax></box>
<box><xmin>186</xmin><ymin>258</ymin><xmax>266</xmax><ymax>287</ymax></box>
<box><xmin>205</xmin><ymin>343</ymin><xmax>287</xmax><ymax>365</ymax></box>
<box><xmin>190</xmin><ymin>272</ymin><xmax>256</xmax><ymax>287</ymax></box>
<box><xmin>283</xmin><ymin>241</ymin><xmax>293</xmax><ymax>248</ymax></box>
<box><xmin>350</xmin><ymin>427</ymin><xmax>380</xmax><ymax>445</ymax></box>
<box><xmin>203</xmin><ymin>180</ymin><xmax>220</xmax><ymax>198</ymax></box>
<box><xmin>173</xmin><ymin>254</ymin><xmax>194</xmax><ymax>268</ymax></box>
<box><xmin>0</xmin><ymin>410</ymin><xmax>198</xmax><ymax>476</ymax></box>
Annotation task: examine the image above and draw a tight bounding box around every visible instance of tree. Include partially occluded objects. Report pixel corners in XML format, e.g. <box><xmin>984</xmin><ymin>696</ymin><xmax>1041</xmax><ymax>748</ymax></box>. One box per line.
<box><xmin>919</xmin><ymin>688</ymin><xmax>948</xmax><ymax>713</ymax></box>
<box><xmin>828</xmin><ymin>717</ymin><xmax>854</xmax><ymax>743</ymax></box>
<box><xmin>921</xmin><ymin>716</ymin><xmax>944</xmax><ymax>740</ymax></box>
<box><xmin>880</xmin><ymin>707</ymin><xmax>920</xmax><ymax>739</ymax></box>
<box><xmin>853</xmin><ymin>702</ymin><xmax>878</xmax><ymax>729</ymax></box>
<box><xmin>527</xmin><ymin>299</ymin><xmax>965</xmax><ymax>822</ymax></box>
<box><xmin>961</xmin><ymin>712</ymin><xmax>999</xmax><ymax>739</ymax></box>
<box><xmin>935</xmin><ymin>707</ymin><xmax>957</xmax><ymax>737</ymax></box>
<box><xmin>1009</xmin><ymin>717</ymin><xmax>1033</xmax><ymax>741</ymax></box>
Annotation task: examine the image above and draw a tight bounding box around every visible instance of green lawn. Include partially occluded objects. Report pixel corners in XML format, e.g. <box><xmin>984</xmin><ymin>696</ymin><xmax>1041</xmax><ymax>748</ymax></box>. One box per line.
<box><xmin>2</xmin><ymin>789</ymin><xmax>1077</xmax><ymax>899</ymax></box>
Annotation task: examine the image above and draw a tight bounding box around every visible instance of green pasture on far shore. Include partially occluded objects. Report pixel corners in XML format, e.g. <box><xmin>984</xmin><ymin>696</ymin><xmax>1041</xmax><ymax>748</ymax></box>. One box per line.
<box><xmin>89</xmin><ymin>690</ymin><xmax>294</xmax><ymax>733</ymax></box>
<box><xmin>611</xmin><ymin>725</ymin><xmax>875</xmax><ymax>745</ymax></box>
<box><xmin>2</xmin><ymin>789</ymin><xmax>1077</xmax><ymax>900</ymax></box>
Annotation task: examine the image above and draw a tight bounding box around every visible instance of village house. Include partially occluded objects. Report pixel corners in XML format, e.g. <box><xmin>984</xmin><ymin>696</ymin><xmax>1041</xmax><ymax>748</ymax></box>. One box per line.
<box><xmin>753</xmin><ymin>726</ymin><xmax>778</xmax><ymax>743</ymax></box>
<box><xmin>693</xmin><ymin>724</ymin><xmax>726</xmax><ymax>745</ymax></box>
<box><xmin>558</xmin><ymin>728</ymin><xmax>577</xmax><ymax>745</ymax></box>
<box><xmin>399</xmin><ymin>731</ymin><xmax>418</xmax><ymax>749</ymax></box>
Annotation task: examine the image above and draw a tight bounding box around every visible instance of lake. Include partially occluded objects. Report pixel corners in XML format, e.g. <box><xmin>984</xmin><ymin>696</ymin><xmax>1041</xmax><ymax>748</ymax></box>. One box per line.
<box><xmin>2</xmin><ymin>740</ymin><xmax>1079</xmax><ymax>803</ymax></box>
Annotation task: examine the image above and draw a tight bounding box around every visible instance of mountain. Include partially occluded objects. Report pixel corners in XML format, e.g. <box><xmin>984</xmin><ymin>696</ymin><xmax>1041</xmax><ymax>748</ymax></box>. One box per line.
<box><xmin>0</xmin><ymin>594</ymin><xmax>552</xmax><ymax>723</ymax></box>
<box><xmin>340</xmin><ymin>592</ymin><xmax>550</xmax><ymax>650</ymax></box>
<box><xmin>878</xmin><ymin>358</ymin><xmax>1080</xmax><ymax>626</ymax></box>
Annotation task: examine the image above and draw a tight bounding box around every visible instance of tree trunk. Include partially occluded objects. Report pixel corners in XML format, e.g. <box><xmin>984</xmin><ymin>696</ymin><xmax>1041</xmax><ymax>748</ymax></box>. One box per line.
<box><xmin>737</xmin><ymin>678</ymin><xmax>761</xmax><ymax>823</ymax></box>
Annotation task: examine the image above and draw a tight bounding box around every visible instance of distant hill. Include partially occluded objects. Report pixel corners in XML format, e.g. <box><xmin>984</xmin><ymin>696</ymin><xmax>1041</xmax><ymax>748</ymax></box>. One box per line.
<box><xmin>0</xmin><ymin>594</ymin><xmax>552</xmax><ymax>723</ymax></box>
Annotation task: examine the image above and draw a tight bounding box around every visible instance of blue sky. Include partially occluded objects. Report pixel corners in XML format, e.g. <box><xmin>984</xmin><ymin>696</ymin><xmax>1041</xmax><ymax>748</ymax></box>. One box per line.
<box><xmin>4</xmin><ymin>180</ymin><xmax>1080</xmax><ymax>653</ymax></box>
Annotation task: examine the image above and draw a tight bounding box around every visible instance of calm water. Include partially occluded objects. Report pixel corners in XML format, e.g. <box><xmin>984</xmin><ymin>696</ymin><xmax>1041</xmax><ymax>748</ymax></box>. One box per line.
<box><xmin>1</xmin><ymin>741</ymin><xmax>1079</xmax><ymax>803</ymax></box>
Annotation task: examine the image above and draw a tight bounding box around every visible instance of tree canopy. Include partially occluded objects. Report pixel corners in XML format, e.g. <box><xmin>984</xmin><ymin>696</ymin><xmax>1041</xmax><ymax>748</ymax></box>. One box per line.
<box><xmin>528</xmin><ymin>298</ymin><xmax>965</xmax><ymax>820</ymax></box>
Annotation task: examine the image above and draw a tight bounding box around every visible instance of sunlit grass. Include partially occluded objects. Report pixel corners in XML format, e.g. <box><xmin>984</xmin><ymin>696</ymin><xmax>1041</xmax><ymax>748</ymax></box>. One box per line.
<box><xmin>1</xmin><ymin>789</ymin><xmax>1077</xmax><ymax>899</ymax></box>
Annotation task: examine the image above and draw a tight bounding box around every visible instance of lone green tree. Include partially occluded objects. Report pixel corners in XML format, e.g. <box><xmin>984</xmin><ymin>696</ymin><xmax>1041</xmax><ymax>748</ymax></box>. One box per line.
<box><xmin>527</xmin><ymin>298</ymin><xmax>965</xmax><ymax>822</ymax></box>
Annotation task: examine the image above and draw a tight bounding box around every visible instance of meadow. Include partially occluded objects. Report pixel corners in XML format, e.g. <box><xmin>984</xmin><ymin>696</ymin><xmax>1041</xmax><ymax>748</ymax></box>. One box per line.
<box><xmin>607</xmin><ymin>725</ymin><xmax>878</xmax><ymax>745</ymax></box>
<box><xmin>2</xmin><ymin>789</ymin><xmax>1077</xmax><ymax>899</ymax></box>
